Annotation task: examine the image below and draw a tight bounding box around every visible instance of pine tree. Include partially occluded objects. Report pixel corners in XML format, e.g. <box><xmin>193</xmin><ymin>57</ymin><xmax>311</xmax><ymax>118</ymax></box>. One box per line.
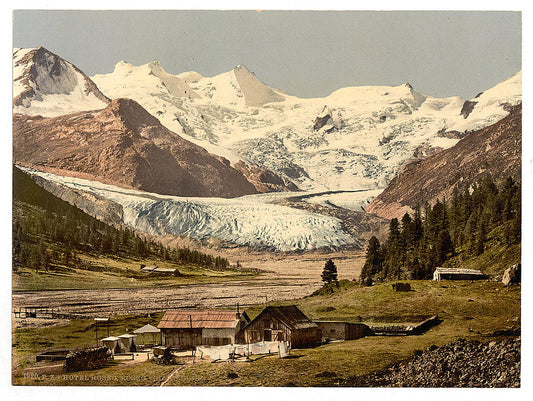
<box><xmin>321</xmin><ymin>259</ymin><xmax>338</xmax><ymax>284</ymax></box>
<box><xmin>362</xmin><ymin>236</ymin><xmax>382</xmax><ymax>282</ymax></box>
<box><xmin>384</xmin><ymin>218</ymin><xmax>402</xmax><ymax>279</ymax></box>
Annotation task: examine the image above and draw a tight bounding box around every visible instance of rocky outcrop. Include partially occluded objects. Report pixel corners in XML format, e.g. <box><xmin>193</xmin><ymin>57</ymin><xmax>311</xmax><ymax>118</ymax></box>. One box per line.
<box><xmin>460</xmin><ymin>100</ymin><xmax>478</xmax><ymax>119</ymax></box>
<box><xmin>343</xmin><ymin>337</ymin><xmax>520</xmax><ymax>387</ymax></box>
<box><xmin>502</xmin><ymin>263</ymin><xmax>521</xmax><ymax>286</ymax></box>
<box><xmin>29</xmin><ymin>174</ymin><xmax>124</xmax><ymax>225</ymax></box>
<box><xmin>234</xmin><ymin>160</ymin><xmax>299</xmax><ymax>192</ymax></box>
<box><xmin>367</xmin><ymin>104</ymin><xmax>521</xmax><ymax>219</ymax></box>
<box><xmin>313</xmin><ymin>114</ymin><xmax>333</xmax><ymax>131</ymax></box>
<box><xmin>312</xmin><ymin>106</ymin><xmax>343</xmax><ymax>132</ymax></box>
<box><xmin>13</xmin><ymin>98</ymin><xmax>258</xmax><ymax>198</ymax></box>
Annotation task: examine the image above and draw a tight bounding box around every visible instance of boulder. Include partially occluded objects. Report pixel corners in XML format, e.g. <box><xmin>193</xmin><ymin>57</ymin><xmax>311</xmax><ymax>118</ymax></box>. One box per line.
<box><xmin>502</xmin><ymin>263</ymin><xmax>521</xmax><ymax>286</ymax></box>
<box><xmin>392</xmin><ymin>282</ymin><xmax>411</xmax><ymax>292</ymax></box>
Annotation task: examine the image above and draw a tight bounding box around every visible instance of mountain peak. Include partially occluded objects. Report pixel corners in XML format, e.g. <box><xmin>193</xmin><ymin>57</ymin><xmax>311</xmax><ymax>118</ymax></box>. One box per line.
<box><xmin>234</xmin><ymin>64</ymin><xmax>250</xmax><ymax>72</ymax></box>
<box><xmin>100</xmin><ymin>98</ymin><xmax>161</xmax><ymax>131</ymax></box>
<box><xmin>13</xmin><ymin>46</ymin><xmax>110</xmax><ymax>116</ymax></box>
<box><xmin>231</xmin><ymin>64</ymin><xmax>284</xmax><ymax>107</ymax></box>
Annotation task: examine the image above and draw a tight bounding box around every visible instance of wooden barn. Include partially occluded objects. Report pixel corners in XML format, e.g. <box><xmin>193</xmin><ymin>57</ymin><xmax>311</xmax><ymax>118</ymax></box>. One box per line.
<box><xmin>433</xmin><ymin>267</ymin><xmax>485</xmax><ymax>281</ymax></box>
<box><xmin>158</xmin><ymin>309</ymin><xmax>250</xmax><ymax>350</ymax></box>
<box><xmin>313</xmin><ymin>321</ymin><xmax>372</xmax><ymax>342</ymax></box>
<box><xmin>242</xmin><ymin>305</ymin><xmax>321</xmax><ymax>348</ymax></box>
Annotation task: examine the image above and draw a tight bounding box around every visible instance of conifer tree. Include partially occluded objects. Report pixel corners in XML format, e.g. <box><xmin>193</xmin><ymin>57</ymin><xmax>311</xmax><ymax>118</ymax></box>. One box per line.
<box><xmin>321</xmin><ymin>259</ymin><xmax>338</xmax><ymax>284</ymax></box>
<box><xmin>362</xmin><ymin>236</ymin><xmax>382</xmax><ymax>281</ymax></box>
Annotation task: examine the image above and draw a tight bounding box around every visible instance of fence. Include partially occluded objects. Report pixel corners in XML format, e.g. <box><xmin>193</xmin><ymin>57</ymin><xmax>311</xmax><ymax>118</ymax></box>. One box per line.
<box><xmin>13</xmin><ymin>307</ymin><xmax>93</xmax><ymax>320</ymax></box>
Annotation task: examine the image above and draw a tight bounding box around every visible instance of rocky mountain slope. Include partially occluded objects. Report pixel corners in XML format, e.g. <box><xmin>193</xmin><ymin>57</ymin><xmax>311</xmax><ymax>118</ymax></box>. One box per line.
<box><xmin>366</xmin><ymin>104</ymin><xmax>521</xmax><ymax>219</ymax></box>
<box><xmin>13</xmin><ymin>98</ymin><xmax>259</xmax><ymax>198</ymax></box>
<box><xmin>13</xmin><ymin>47</ymin><xmax>110</xmax><ymax>116</ymax></box>
<box><xmin>92</xmin><ymin>58</ymin><xmax>521</xmax><ymax>192</ymax></box>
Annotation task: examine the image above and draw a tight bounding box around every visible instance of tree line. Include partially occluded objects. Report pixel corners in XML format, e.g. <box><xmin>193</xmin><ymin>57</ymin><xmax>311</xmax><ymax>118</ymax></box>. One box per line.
<box><xmin>361</xmin><ymin>175</ymin><xmax>521</xmax><ymax>283</ymax></box>
<box><xmin>12</xmin><ymin>166</ymin><xmax>229</xmax><ymax>272</ymax></box>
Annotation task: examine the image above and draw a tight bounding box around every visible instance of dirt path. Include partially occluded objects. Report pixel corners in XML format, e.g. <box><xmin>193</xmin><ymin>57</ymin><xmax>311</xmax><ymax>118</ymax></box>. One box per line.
<box><xmin>12</xmin><ymin>251</ymin><xmax>365</xmax><ymax>317</ymax></box>
<box><xmin>159</xmin><ymin>365</ymin><xmax>187</xmax><ymax>386</ymax></box>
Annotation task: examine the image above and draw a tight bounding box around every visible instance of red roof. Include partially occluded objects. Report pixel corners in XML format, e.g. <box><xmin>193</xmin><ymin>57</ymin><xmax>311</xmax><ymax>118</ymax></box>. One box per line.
<box><xmin>158</xmin><ymin>309</ymin><xmax>242</xmax><ymax>329</ymax></box>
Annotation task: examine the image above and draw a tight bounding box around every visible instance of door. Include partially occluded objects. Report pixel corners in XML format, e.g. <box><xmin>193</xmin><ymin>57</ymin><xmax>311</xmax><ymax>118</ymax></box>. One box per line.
<box><xmin>264</xmin><ymin>329</ymin><xmax>272</xmax><ymax>341</ymax></box>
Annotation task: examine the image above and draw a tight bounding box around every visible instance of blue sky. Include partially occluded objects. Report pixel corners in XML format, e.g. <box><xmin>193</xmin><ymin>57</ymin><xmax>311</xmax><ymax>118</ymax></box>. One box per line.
<box><xmin>13</xmin><ymin>10</ymin><xmax>521</xmax><ymax>99</ymax></box>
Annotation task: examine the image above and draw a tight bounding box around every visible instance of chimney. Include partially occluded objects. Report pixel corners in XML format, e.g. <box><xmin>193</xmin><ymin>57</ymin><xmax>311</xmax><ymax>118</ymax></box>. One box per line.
<box><xmin>236</xmin><ymin>303</ymin><xmax>240</xmax><ymax>319</ymax></box>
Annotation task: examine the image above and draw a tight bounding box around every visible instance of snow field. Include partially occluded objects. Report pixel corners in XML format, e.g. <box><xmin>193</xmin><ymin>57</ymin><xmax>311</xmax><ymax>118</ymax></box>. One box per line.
<box><xmin>92</xmin><ymin>61</ymin><xmax>522</xmax><ymax>193</ymax></box>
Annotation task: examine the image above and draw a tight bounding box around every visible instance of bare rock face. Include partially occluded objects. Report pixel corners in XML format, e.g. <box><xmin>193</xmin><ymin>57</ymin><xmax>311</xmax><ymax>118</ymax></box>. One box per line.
<box><xmin>367</xmin><ymin>104</ymin><xmax>521</xmax><ymax>219</ymax></box>
<box><xmin>234</xmin><ymin>160</ymin><xmax>299</xmax><ymax>192</ymax></box>
<box><xmin>232</xmin><ymin>65</ymin><xmax>285</xmax><ymax>107</ymax></box>
<box><xmin>460</xmin><ymin>100</ymin><xmax>478</xmax><ymax>119</ymax></box>
<box><xmin>13</xmin><ymin>98</ymin><xmax>258</xmax><ymax>198</ymax></box>
<box><xmin>502</xmin><ymin>263</ymin><xmax>521</xmax><ymax>286</ymax></box>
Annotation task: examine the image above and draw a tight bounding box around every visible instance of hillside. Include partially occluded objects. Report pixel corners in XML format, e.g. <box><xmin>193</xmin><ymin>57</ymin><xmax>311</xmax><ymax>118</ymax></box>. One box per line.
<box><xmin>13</xmin><ymin>98</ymin><xmax>258</xmax><ymax>198</ymax></box>
<box><xmin>12</xmin><ymin>165</ymin><xmax>236</xmax><ymax>289</ymax></box>
<box><xmin>367</xmin><ymin>104</ymin><xmax>522</xmax><ymax>219</ymax></box>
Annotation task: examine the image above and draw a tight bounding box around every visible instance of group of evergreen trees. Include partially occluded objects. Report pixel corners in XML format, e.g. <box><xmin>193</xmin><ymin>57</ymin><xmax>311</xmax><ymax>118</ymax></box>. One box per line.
<box><xmin>12</xmin><ymin>167</ymin><xmax>230</xmax><ymax>273</ymax></box>
<box><xmin>362</xmin><ymin>176</ymin><xmax>521</xmax><ymax>283</ymax></box>
<box><xmin>12</xmin><ymin>213</ymin><xmax>230</xmax><ymax>273</ymax></box>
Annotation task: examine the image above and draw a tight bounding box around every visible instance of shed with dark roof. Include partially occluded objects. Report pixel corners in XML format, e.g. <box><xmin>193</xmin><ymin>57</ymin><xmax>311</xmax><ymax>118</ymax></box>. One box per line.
<box><xmin>242</xmin><ymin>305</ymin><xmax>321</xmax><ymax>348</ymax></box>
<box><xmin>158</xmin><ymin>309</ymin><xmax>250</xmax><ymax>350</ymax></box>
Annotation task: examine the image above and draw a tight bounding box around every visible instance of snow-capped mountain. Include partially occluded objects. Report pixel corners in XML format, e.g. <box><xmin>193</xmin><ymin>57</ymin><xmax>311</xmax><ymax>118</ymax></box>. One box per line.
<box><xmin>13</xmin><ymin>47</ymin><xmax>110</xmax><ymax>116</ymax></box>
<box><xmin>367</xmin><ymin>104</ymin><xmax>522</xmax><ymax>219</ymax></box>
<box><xmin>92</xmin><ymin>60</ymin><xmax>522</xmax><ymax>192</ymax></box>
<box><xmin>12</xmin><ymin>48</ymin><xmax>521</xmax><ymax>197</ymax></box>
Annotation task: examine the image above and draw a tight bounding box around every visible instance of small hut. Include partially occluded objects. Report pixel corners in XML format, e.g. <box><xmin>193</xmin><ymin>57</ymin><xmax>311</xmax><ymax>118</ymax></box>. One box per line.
<box><xmin>133</xmin><ymin>324</ymin><xmax>161</xmax><ymax>348</ymax></box>
<box><xmin>118</xmin><ymin>333</ymin><xmax>138</xmax><ymax>352</ymax></box>
<box><xmin>313</xmin><ymin>321</ymin><xmax>372</xmax><ymax>341</ymax></box>
<box><xmin>242</xmin><ymin>305</ymin><xmax>321</xmax><ymax>348</ymax></box>
<box><xmin>158</xmin><ymin>309</ymin><xmax>250</xmax><ymax>350</ymax></box>
<box><xmin>433</xmin><ymin>267</ymin><xmax>485</xmax><ymax>281</ymax></box>
<box><xmin>141</xmin><ymin>266</ymin><xmax>181</xmax><ymax>276</ymax></box>
<box><xmin>101</xmin><ymin>336</ymin><xmax>121</xmax><ymax>355</ymax></box>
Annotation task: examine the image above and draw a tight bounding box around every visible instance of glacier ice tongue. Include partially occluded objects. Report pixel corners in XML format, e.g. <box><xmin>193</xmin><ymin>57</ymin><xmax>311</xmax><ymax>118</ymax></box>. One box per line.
<box><xmin>21</xmin><ymin>168</ymin><xmax>358</xmax><ymax>252</ymax></box>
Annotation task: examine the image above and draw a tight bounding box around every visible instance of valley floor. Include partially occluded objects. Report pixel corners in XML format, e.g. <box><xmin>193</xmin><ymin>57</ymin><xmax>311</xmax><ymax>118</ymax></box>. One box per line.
<box><xmin>12</xmin><ymin>265</ymin><xmax>520</xmax><ymax>387</ymax></box>
<box><xmin>12</xmin><ymin>250</ymin><xmax>365</xmax><ymax>317</ymax></box>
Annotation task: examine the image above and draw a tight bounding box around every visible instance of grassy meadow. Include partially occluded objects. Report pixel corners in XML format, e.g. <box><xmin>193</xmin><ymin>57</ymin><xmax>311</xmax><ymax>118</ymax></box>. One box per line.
<box><xmin>12</xmin><ymin>278</ymin><xmax>520</xmax><ymax>386</ymax></box>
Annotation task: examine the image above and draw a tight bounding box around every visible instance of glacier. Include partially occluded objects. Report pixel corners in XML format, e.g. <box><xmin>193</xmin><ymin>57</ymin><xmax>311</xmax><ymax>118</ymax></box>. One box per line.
<box><xmin>21</xmin><ymin>167</ymin><xmax>367</xmax><ymax>252</ymax></box>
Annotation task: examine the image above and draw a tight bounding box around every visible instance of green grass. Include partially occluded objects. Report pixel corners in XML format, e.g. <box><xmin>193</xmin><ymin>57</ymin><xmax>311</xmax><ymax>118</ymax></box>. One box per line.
<box><xmin>13</xmin><ymin>253</ymin><xmax>256</xmax><ymax>291</ymax></box>
<box><xmin>443</xmin><ymin>224</ymin><xmax>521</xmax><ymax>277</ymax></box>
<box><xmin>13</xmin><ymin>279</ymin><xmax>520</xmax><ymax>386</ymax></box>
